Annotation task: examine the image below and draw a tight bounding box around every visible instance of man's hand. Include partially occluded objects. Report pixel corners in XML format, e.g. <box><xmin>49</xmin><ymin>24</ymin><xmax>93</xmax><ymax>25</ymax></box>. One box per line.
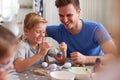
<box><xmin>70</xmin><ymin>52</ymin><xmax>86</xmax><ymax>64</ymax></box>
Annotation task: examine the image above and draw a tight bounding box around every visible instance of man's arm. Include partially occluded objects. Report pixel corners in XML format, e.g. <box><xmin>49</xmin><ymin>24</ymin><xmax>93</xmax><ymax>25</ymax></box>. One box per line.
<box><xmin>84</xmin><ymin>40</ymin><xmax>117</xmax><ymax>64</ymax></box>
<box><xmin>71</xmin><ymin>40</ymin><xmax>117</xmax><ymax>65</ymax></box>
<box><xmin>99</xmin><ymin>40</ymin><xmax>117</xmax><ymax>64</ymax></box>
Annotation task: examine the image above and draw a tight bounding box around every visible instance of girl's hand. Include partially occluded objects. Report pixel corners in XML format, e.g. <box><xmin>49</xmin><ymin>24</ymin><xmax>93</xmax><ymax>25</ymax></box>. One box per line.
<box><xmin>0</xmin><ymin>68</ymin><xmax>6</xmax><ymax>79</ymax></box>
<box><xmin>40</xmin><ymin>41</ymin><xmax>53</xmax><ymax>56</ymax></box>
<box><xmin>0</xmin><ymin>65</ymin><xmax>12</xmax><ymax>80</ymax></box>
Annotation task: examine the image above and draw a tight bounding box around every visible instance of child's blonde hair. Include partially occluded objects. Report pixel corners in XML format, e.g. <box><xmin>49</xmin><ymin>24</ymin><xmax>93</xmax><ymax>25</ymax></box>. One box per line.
<box><xmin>24</xmin><ymin>12</ymin><xmax>47</xmax><ymax>30</ymax></box>
<box><xmin>0</xmin><ymin>25</ymin><xmax>17</xmax><ymax>58</ymax></box>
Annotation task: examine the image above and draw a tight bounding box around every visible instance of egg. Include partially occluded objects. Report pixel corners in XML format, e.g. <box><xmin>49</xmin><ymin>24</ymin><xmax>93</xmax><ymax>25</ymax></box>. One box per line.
<box><xmin>47</xmin><ymin>64</ymin><xmax>57</xmax><ymax>70</ymax></box>
<box><xmin>63</xmin><ymin>62</ymin><xmax>72</xmax><ymax>68</ymax></box>
<box><xmin>57</xmin><ymin>52</ymin><xmax>63</xmax><ymax>59</ymax></box>
<box><xmin>57</xmin><ymin>52</ymin><xmax>63</xmax><ymax>56</ymax></box>
<box><xmin>41</xmin><ymin>62</ymin><xmax>48</xmax><ymax>68</ymax></box>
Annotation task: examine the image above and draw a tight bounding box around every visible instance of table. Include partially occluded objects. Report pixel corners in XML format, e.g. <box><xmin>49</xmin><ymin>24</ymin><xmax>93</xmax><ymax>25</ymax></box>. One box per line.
<box><xmin>17</xmin><ymin>64</ymin><xmax>51</xmax><ymax>80</ymax></box>
<box><xmin>16</xmin><ymin>59</ymin><xmax>70</xmax><ymax>80</ymax></box>
<box><xmin>14</xmin><ymin>59</ymin><xmax>93</xmax><ymax>80</ymax></box>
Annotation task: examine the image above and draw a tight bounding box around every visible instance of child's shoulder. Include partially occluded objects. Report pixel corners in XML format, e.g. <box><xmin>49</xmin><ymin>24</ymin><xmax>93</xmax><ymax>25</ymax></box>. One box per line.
<box><xmin>18</xmin><ymin>40</ymin><xmax>30</xmax><ymax>49</ymax></box>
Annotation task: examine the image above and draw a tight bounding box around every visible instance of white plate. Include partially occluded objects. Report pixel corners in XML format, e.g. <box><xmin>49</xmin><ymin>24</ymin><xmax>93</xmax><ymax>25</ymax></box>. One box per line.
<box><xmin>50</xmin><ymin>71</ymin><xmax>75</xmax><ymax>80</ymax></box>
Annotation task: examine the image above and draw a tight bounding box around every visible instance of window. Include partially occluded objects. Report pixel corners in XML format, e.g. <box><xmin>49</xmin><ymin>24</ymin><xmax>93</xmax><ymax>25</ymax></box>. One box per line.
<box><xmin>0</xmin><ymin>0</ymin><xmax>19</xmax><ymax>21</ymax></box>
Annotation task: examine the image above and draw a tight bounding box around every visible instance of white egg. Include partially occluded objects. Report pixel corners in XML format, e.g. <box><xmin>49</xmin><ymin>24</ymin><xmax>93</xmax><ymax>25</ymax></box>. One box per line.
<box><xmin>41</xmin><ymin>62</ymin><xmax>48</xmax><ymax>68</ymax></box>
<box><xmin>63</xmin><ymin>62</ymin><xmax>72</xmax><ymax>68</ymax></box>
<box><xmin>48</xmin><ymin>64</ymin><xmax>57</xmax><ymax>70</ymax></box>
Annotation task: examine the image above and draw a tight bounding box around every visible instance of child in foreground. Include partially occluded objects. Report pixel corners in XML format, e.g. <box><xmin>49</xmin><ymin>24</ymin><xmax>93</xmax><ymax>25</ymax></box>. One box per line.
<box><xmin>0</xmin><ymin>25</ymin><xmax>18</xmax><ymax>80</ymax></box>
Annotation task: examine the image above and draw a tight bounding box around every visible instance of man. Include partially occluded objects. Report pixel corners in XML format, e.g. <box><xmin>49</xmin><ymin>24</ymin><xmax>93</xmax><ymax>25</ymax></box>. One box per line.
<box><xmin>46</xmin><ymin>0</ymin><xmax>116</xmax><ymax>65</ymax></box>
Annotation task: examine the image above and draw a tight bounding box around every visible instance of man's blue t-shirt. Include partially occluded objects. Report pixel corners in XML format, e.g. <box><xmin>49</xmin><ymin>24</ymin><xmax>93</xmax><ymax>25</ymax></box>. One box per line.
<box><xmin>46</xmin><ymin>20</ymin><xmax>111</xmax><ymax>57</ymax></box>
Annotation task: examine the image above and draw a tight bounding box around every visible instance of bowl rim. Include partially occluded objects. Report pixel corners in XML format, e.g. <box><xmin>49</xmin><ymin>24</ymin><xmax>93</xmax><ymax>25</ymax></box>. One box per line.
<box><xmin>50</xmin><ymin>71</ymin><xmax>75</xmax><ymax>80</ymax></box>
<box><xmin>68</xmin><ymin>67</ymin><xmax>90</xmax><ymax>75</ymax></box>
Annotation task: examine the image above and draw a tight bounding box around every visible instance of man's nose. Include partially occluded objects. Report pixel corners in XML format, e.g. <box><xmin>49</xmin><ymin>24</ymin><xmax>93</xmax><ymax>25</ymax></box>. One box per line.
<box><xmin>62</xmin><ymin>17</ymin><xmax>68</xmax><ymax>23</ymax></box>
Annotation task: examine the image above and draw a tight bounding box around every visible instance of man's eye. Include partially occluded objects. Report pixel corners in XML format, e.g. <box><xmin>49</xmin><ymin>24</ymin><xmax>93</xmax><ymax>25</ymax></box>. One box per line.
<box><xmin>67</xmin><ymin>14</ymin><xmax>72</xmax><ymax>17</ymax></box>
<box><xmin>59</xmin><ymin>15</ymin><xmax>64</xmax><ymax>18</ymax></box>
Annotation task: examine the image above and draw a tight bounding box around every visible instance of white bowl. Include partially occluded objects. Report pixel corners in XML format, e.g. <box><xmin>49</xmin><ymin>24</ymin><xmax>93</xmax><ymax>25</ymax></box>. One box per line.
<box><xmin>68</xmin><ymin>67</ymin><xmax>91</xmax><ymax>80</ymax></box>
<box><xmin>50</xmin><ymin>71</ymin><xmax>75</xmax><ymax>80</ymax></box>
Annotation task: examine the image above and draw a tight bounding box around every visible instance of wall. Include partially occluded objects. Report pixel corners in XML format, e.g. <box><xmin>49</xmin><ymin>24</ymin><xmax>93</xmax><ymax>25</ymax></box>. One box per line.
<box><xmin>43</xmin><ymin>0</ymin><xmax>60</xmax><ymax>25</ymax></box>
<box><xmin>43</xmin><ymin>0</ymin><xmax>111</xmax><ymax>25</ymax></box>
<box><xmin>19</xmin><ymin>0</ymin><xmax>32</xmax><ymax>8</ymax></box>
<box><xmin>16</xmin><ymin>8</ymin><xmax>33</xmax><ymax>36</ymax></box>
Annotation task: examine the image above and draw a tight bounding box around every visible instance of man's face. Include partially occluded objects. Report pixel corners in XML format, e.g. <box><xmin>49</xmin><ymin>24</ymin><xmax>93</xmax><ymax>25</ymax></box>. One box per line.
<box><xmin>58</xmin><ymin>4</ymin><xmax>80</xmax><ymax>31</ymax></box>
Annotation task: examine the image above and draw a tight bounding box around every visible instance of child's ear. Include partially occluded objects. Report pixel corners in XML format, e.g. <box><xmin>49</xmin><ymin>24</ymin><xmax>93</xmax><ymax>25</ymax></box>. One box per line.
<box><xmin>24</xmin><ymin>28</ymin><xmax>29</xmax><ymax>35</ymax></box>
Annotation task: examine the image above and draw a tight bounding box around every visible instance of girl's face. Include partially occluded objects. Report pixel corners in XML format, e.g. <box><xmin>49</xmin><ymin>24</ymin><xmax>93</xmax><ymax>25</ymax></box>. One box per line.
<box><xmin>25</xmin><ymin>23</ymin><xmax>46</xmax><ymax>45</ymax></box>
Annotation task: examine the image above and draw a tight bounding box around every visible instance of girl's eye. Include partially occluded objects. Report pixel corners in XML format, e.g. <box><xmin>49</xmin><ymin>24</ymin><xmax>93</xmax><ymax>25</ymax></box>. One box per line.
<box><xmin>36</xmin><ymin>31</ymin><xmax>40</xmax><ymax>33</ymax></box>
<box><xmin>36</xmin><ymin>30</ymin><xmax>41</xmax><ymax>33</ymax></box>
<box><xmin>36</xmin><ymin>31</ymin><xmax>45</xmax><ymax>34</ymax></box>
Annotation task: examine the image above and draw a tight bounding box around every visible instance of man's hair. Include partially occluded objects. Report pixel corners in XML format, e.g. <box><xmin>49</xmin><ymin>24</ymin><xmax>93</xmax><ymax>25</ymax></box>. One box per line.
<box><xmin>24</xmin><ymin>12</ymin><xmax>47</xmax><ymax>30</ymax></box>
<box><xmin>55</xmin><ymin>0</ymin><xmax>80</xmax><ymax>10</ymax></box>
<box><xmin>0</xmin><ymin>25</ymin><xmax>17</xmax><ymax>57</ymax></box>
